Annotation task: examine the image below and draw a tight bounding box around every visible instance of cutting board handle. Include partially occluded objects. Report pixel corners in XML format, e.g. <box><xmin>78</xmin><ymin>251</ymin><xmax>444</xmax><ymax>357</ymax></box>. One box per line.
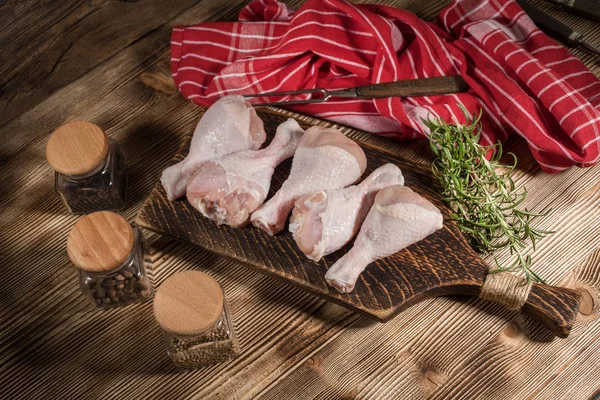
<box><xmin>519</xmin><ymin>282</ymin><xmax>581</xmax><ymax>338</ymax></box>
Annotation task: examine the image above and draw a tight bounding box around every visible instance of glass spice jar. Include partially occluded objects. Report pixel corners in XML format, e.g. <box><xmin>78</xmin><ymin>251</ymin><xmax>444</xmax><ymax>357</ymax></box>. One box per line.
<box><xmin>67</xmin><ymin>211</ymin><xmax>153</xmax><ymax>309</ymax></box>
<box><xmin>153</xmin><ymin>270</ymin><xmax>240</xmax><ymax>369</ymax></box>
<box><xmin>46</xmin><ymin>121</ymin><xmax>128</xmax><ymax>214</ymax></box>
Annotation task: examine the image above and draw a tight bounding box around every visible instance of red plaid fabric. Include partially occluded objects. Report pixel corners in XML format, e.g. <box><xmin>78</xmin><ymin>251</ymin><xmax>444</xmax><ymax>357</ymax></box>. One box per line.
<box><xmin>170</xmin><ymin>0</ymin><xmax>600</xmax><ymax>172</ymax></box>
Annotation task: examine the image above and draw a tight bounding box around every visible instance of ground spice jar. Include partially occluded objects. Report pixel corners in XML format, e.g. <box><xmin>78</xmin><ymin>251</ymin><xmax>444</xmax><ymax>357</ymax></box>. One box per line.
<box><xmin>46</xmin><ymin>121</ymin><xmax>128</xmax><ymax>214</ymax></box>
<box><xmin>153</xmin><ymin>270</ymin><xmax>240</xmax><ymax>369</ymax></box>
<box><xmin>67</xmin><ymin>211</ymin><xmax>153</xmax><ymax>309</ymax></box>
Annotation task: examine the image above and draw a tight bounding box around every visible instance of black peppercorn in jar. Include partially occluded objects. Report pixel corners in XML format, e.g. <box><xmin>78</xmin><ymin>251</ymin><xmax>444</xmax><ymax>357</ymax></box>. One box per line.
<box><xmin>46</xmin><ymin>121</ymin><xmax>128</xmax><ymax>214</ymax></box>
<box><xmin>153</xmin><ymin>271</ymin><xmax>240</xmax><ymax>369</ymax></box>
<box><xmin>67</xmin><ymin>211</ymin><xmax>153</xmax><ymax>309</ymax></box>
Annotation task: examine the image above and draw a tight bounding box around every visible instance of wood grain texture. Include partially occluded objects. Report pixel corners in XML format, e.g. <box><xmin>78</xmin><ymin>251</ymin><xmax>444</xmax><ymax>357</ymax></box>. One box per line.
<box><xmin>354</xmin><ymin>76</ymin><xmax>468</xmax><ymax>98</ymax></box>
<box><xmin>0</xmin><ymin>0</ymin><xmax>201</xmax><ymax>127</ymax></box>
<box><xmin>153</xmin><ymin>270</ymin><xmax>225</xmax><ymax>335</ymax></box>
<box><xmin>66</xmin><ymin>211</ymin><xmax>135</xmax><ymax>273</ymax></box>
<box><xmin>0</xmin><ymin>0</ymin><xmax>599</xmax><ymax>398</ymax></box>
<box><xmin>45</xmin><ymin>121</ymin><xmax>110</xmax><ymax>175</ymax></box>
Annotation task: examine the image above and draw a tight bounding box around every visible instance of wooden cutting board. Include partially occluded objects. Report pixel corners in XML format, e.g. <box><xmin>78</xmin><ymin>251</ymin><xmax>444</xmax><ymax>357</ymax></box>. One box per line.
<box><xmin>136</xmin><ymin>108</ymin><xmax>581</xmax><ymax>337</ymax></box>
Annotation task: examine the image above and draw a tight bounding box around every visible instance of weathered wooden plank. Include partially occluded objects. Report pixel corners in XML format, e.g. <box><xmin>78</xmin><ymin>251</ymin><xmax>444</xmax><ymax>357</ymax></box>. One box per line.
<box><xmin>427</xmin><ymin>250</ymin><xmax>600</xmax><ymax>400</ymax></box>
<box><xmin>258</xmin><ymin>249</ymin><xmax>599</xmax><ymax>400</ymax></box>
<box><xmin>0</xmin><ymin>0</ymin><xmax>203</xmax><ymax>127</ymax></box>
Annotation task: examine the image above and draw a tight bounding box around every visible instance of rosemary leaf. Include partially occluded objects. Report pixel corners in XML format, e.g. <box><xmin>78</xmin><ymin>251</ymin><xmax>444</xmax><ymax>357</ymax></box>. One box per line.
<box><xmin>423</xmin><ymin>107</ymin><xmax>551</xmax><ymax>284</ymax></box>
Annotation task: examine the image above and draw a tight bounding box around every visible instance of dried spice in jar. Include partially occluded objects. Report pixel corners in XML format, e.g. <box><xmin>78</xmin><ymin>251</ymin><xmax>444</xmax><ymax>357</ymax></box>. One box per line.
<box><xmin>153</xmin><ymin>270</ymin><xmax>240</xmax><ymax>369</ymax></box>
<box><xmin>46</xmin><ymin>121</ymin><xmax>128</xmax><ymax>214</ymax></box>
<box><xmin>67</xmin><ymin>211</ymin><xmax>153</xmax><ymax>309</ymax></box>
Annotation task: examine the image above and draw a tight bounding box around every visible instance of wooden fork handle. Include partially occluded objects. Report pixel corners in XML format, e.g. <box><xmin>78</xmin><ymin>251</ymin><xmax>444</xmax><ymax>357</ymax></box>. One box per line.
<box><xmin>354</xmin><ymin>76</ymin><xmax>468</xmax><ymax>98</ymax></box>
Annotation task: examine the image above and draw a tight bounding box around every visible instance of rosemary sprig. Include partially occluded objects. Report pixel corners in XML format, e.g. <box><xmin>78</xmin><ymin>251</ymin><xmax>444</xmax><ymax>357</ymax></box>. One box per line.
<box><xmin>422</xmin><ymin>108</ymin><xmax>552</xmax><ymax>284</ymax></box>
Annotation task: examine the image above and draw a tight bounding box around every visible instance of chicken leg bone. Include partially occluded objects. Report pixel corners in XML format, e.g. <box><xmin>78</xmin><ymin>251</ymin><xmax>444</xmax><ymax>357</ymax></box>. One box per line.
<box><xmin>325</xmin><ymin>185</ymin><xmax>443</xmax><ymax>293</ymax></box>
<box><xmin>290</xmin><ymin>163</ymin><xmax>404</xmax><ymax>261</ymax></box>
<box><xmin>251</xmin><ymin>126</ymin><xmax>367</xmax><ymax>235</ymax></box>
<box><xmin>186</xmin><ymin>118</ymin><xmax>304</xmax><ymax>227</ymax></box>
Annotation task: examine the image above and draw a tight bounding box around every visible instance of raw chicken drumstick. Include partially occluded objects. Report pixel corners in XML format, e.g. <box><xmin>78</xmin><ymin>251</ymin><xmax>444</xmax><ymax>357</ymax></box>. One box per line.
<box><xmin>161</xmin><ymin>95</ymin><xmax>266</xmax><ymax>201</ymax></box>
<box><xmin>251</xmin><ymin>126</ymin><xmax>367</xmax><ymax>235</ymax></box>
<box><xmin>186</xmin><ymin>119</ymin><xmax>304</xmax><ymax>228</ymax></box>
<box><xmin>289</xmin><ymin>163</ymin><xmax>404</xmax><ymax>261</ymax></box>
<box><xmin>325</xmin><ymin>185</ymin><xmax>443</xmax><ymax>294</ymax></box>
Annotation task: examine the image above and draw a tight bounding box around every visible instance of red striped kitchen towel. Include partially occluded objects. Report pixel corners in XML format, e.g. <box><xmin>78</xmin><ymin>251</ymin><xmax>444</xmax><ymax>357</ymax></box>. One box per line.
<box><xmin>170</xmin><ymin>0</ymin><xmax>600</xmax><ymax>172</ymax></box>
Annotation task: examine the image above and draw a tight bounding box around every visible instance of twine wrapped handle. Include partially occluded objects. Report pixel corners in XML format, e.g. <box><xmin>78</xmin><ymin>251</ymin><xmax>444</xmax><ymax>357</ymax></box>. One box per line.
<box><xmin>477</xmin><ymin>271</ymin><xmax>582</xmax><ymax>337</ymax></box>
<box><xmin>479</xmin><ymin>272</ymin><xmax>532</xmax><ymax>311</ymax></box>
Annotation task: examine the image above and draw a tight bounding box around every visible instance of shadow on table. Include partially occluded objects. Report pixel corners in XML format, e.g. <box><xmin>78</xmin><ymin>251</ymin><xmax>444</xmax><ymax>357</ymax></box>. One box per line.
<box><xmin>117</xmin><ymin>120</ymin><xmax>185</xmax><ymax>208</ymax></box>
<box><xmin>448</xmin><ymin>294</ymin><xmax>557</xmax><ymax>343</ymax></box>
<box><xmin>5</xmin><ymin>301</ymin><xmax>177</xmax><ymax>378</ymax></box>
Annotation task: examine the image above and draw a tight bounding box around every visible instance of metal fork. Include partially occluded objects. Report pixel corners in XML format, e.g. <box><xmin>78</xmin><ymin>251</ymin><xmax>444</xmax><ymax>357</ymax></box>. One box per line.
<box><xmin>242</xmin><ymin>76</ymin><xmax>468</xmax><ymax>107</ymax></box>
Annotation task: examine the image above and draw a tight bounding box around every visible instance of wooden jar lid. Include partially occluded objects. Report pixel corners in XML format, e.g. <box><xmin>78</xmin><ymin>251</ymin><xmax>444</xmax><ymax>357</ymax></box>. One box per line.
<box><xmin>46</xmin><ymin>121</ymin><xmax>109</xmax><ymax>176</ymax></box>
<box><xmin>153</xmin><ymin>270</ymin><xmax>225</xmax><ymax>336</ymax></box>
<box><xmin>67</xmin><ymin>211</ymin><xmax>135</xmax><ymax>273</ymax></box>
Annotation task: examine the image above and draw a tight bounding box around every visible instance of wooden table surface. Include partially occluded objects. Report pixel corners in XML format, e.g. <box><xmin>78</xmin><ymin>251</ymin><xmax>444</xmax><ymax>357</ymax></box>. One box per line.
<box><xmin>1</xmin><ymin>0</ymin><xmax>599</xmax><ymax>399</ymax></box>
